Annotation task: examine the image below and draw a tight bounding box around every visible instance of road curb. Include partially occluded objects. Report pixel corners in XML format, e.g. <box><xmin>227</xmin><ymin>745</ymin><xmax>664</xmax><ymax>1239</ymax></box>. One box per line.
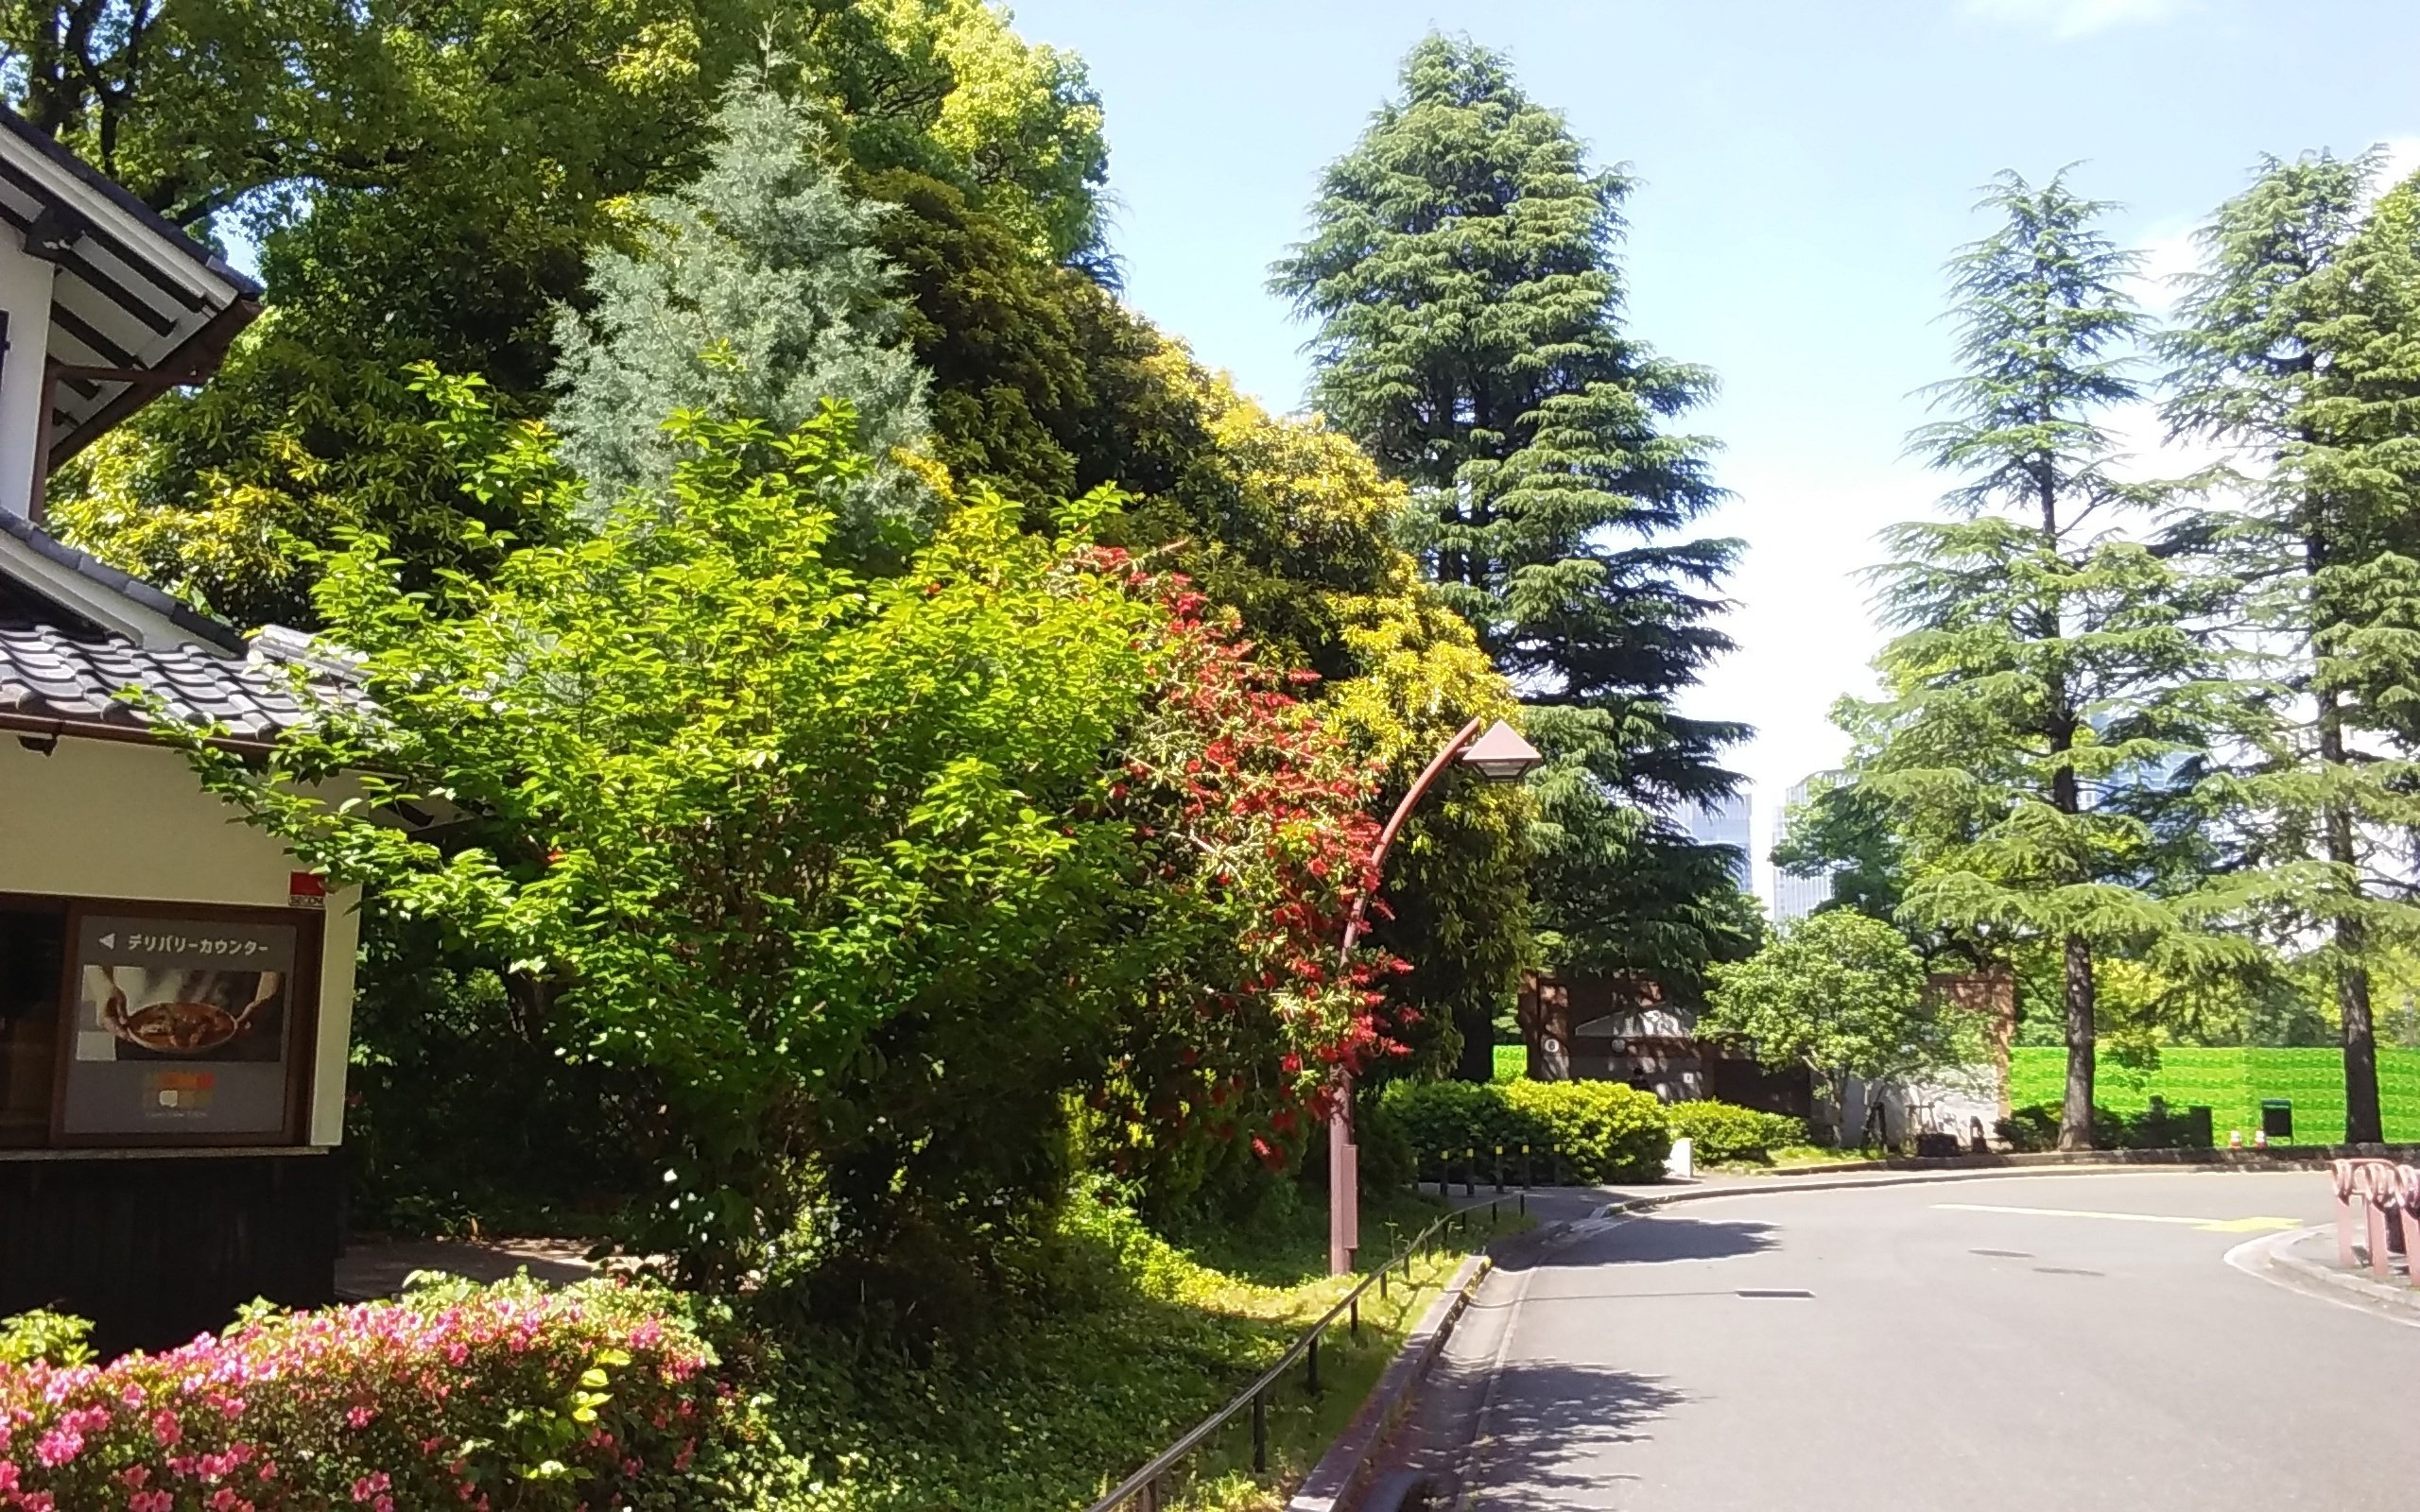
<box><xmin>1742</xmin><ymin>1144</ymin><xmax>2420</xmax><ymax>1178</ymax></box>
<box><xmin>1595</xmin><ymin>1160</ymin><xmax>2339</xmax><ymax>1218</ymax></box>
<box><xmin>1286</xmin><ymin>1251</ymin><xmax>1495</xmax><ymax>1512</ymax></box>
<box><xmin>2257</xmin><ymin>1228</ymin><xmax>2420</xmax><ymax>1316</ymax></box>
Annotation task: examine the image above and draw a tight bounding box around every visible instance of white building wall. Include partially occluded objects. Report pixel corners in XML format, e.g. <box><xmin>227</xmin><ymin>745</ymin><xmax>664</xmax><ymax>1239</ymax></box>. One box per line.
<box><xmin>0</xmin><ymin>232</ymin><xmax>55</xmax><ymax>520</ymax></box>
<box><xmin>0</xmin><ymin>734</ymin><xmax>357</xmax><ymax>1144</ymax></box>
<box><xmin>1830</xmin><ymin>1068</ymin><xmax>2003</xmax><ymax>1149</ymax></box>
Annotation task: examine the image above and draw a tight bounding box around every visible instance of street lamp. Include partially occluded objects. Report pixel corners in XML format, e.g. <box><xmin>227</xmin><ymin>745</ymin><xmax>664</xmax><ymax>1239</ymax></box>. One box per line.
<box><xmin>1328</xmin><ymin>717</ymin><xmax>1544</xmax><ymax>1275</ymax></box>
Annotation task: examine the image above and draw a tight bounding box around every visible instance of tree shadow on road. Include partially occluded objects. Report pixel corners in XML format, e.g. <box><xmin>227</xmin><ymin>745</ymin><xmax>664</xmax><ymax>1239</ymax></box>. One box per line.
<box><xmin>1463</xmin><ymin>1361</ymin><xmax>1686</xmax><ymax>1510</ymax></box>
<box><xmin>1497</xmin><ymin>1211</ymin><xmax>1780</xmax><ymax>1273</ymax></box>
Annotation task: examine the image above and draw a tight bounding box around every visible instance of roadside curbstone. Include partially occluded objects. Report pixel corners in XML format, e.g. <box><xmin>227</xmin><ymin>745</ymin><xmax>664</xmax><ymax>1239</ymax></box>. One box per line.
<box><xmin>1592</xmin><ymin>1156</ymin><xmax>2386</xmax><ymax>1219</ymax></box>
<box><xmin>2253</xmin><ymin>1226</ymin><xmax>2420</xmax><ymax>1318</ymax></box>
<box><xmin>1285</xmin><ymin>1251</ymin><xmax>1495</xmax><ymax>1512</ymax></box>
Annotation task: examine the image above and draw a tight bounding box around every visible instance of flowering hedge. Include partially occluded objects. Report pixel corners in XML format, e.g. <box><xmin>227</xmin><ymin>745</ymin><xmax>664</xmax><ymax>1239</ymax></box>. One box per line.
<box><xmin>0</xmin><ymin>1277</ymin><xmax>762</xmax><ymax>1512</ymax></box>
<box><xmin>1087</xmin><ymin>551</ymin><xmax>1413</xmax><ymax>1199</ymax></box>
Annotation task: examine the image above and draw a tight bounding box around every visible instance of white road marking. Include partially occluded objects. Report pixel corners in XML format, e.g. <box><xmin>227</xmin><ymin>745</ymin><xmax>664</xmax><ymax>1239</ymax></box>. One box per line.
<box><xmin>1936</xmin><ymin>1201</ymin><xmax>2300</xmax><ymax>1232</ymax></box>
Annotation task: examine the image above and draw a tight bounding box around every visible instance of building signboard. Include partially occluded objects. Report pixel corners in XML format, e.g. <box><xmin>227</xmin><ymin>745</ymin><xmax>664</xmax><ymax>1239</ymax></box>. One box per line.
<box><xmin>55</xmin><ymin>911</ymin><xmax>310</xmax><ymax>1141</ymax></box>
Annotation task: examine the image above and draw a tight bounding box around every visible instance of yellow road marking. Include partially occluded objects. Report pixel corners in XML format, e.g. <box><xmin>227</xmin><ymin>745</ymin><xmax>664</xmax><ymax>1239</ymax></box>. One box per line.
<box><xmin>1936</xmin><ymin>1202</ymin><xmax>2301</xmax><ymax>1233</ymax></box>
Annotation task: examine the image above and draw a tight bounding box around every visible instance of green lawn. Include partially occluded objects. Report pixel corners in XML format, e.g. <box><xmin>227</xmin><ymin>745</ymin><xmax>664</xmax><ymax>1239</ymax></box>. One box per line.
<box><xmin>2008</xmin><ymin>1046</ymin><xmax>2420</xmax><ymax>1143</ymax></box>
<box><xmin>1495</xmin><ymin>1040</ymin><xmax>2420</xmax><ymax>1144</ymax></box>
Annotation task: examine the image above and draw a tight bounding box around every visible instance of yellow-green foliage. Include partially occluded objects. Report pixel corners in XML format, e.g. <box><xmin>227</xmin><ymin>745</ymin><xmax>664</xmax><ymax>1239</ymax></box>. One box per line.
<box><xmin>865</xmin><ymin>0</ymin><xmax>1111</xmax><ymax>264</ymax></box>
<box><xmin>759</xmin><ymin>1183</ymin><xmax>1482</xmax><ymax>1512</ymax></box>
<box><xmin>1663</xmin><ymin>1101</ymin><xmax>1809</xmax><ymax>1163</ymax></box>
<box><xmin>1150</xmin><ymin>359</ymin><xmax>1532</xmax><ymax>1078</ymax></box>
<box><xmin>1382</xmin><ymin>1079</ymin><xmax>1671</xmax><ymax>1183</ymax></box>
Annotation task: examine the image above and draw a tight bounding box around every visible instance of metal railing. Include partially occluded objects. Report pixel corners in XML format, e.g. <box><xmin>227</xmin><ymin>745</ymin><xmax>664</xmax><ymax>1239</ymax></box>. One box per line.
<box><xmin>1084</xmin><ymin>1180</ymin><xmax>1530</xmax><ymax>1512</ymax></box>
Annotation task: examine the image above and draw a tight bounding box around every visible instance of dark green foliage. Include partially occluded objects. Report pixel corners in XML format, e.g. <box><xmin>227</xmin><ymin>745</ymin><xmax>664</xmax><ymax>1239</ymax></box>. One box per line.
<box><xmin>1274</xmin><ymin>33</ymin><xmax>1746</xmax><ymax>996</ymax></box>
<box><xmin>38</xmin><ymin>1</ymin><xmax>771</xmax><ymax>627</ymax></box>
<box><xmin>1381</xmin><ymin>1078</ymin><xmax>1672</xmax><ymax>1183</ymax></box>
<box><xmin>1663</xmin><ymin>1101</ymin><xmax>1809</xmax><ymax>1164</ymax></box>
<box><xmin>1994</xmin><ymin>1101</ymin><xmax>2213</xmax><ymax>1151</ymax></box>
<box><xmin>35</xmin><ymin>0</ymin><xmax>1115</xmax><ymax>627</ymax></box>
<box><xmin>1832</xmin><ymin>169</ymin><xmax>2249</xmax><ymax>1149</ymax></box>
<box><xmin>1772</xmin><ymin>778</ymin><xmax>1912</xmax><ymax>927</ymax></box>
<box><xmin>2158</xmin><ymin>152</ymin><xmax>2420</xmax><ymax>1143</ymax></box>
<box><xmin>869</xmin><ymin>167</ymin><xmax>1182</xmax><ymax>517</ymax></box>
<box><xmin>872</xmin><ymin>166</ymin><xmax>1532</xmax><ymax>1084</ymax></box>
<box><xmin>342</xmin><ymin>908</ymin><xmax>652</xmax><ymax>1236</ymax></box>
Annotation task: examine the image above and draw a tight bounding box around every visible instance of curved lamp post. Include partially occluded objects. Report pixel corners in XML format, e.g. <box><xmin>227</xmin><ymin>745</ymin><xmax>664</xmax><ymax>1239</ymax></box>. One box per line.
<box><xmin>1329</xmin><ymin>716</ymin><xmax>1544</xmax><ymax>1275</ymax></box>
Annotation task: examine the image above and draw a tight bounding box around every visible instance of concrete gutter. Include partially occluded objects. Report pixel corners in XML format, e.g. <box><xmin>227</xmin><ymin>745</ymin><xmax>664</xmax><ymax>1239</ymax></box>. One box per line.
<box><xmin>1590</xmin><ymin>1150</ymin><xmax>2415</xmax><ymax>1219</ymax></box>
<box><xmin>1748</xmin><ymin>1143</ymin><xmax>2420</xmax><ymax>1178</ymax></box>
<box><xmin>2238</xmin><ymin>1226</ymin><xmax>2420</xmax><ymax>1323</ymax></box>
<box><xmin>1286</xmin><ymin>1251</ymin><xmax>1496</xmax><ymax>1512</ymax></box>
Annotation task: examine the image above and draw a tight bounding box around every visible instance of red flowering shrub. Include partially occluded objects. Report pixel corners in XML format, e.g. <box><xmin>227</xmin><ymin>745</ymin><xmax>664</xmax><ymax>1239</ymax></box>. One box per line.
<box><xmin>0</xmin><ymin>1278</ymin><xmax>762</xmax><ymax>1511</ymax></box>
<box><xmin>1091</xmin><ymin>554</ymin><xmax>1412</xmax><ymax>1200</ymax></box>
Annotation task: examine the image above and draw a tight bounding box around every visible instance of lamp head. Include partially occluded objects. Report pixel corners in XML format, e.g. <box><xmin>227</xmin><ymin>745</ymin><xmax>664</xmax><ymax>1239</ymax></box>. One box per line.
<box><xmin>1460</xmin><ymin>719</ymin><xmax>1544</xmax><ymax>783</ymax></box>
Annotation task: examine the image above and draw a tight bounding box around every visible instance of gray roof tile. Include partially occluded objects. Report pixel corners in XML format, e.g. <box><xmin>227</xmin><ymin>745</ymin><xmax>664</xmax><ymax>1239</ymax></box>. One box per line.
<box><xmin>0</xmin><ymin>512</ymin><xmax>249</xmax><ymax>652</ymax></box>
<box><xmin>0</xmin><ymin>623</ymin><xmax>314</xmax><ymax>742</ymax></box>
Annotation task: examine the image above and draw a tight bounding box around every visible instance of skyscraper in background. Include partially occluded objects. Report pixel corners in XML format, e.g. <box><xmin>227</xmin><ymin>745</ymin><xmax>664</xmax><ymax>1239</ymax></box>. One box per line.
<box><xmin>1770</xmin><ymin>773</ymin><xmax>1842</xmax><ymax>921</ymax></box>
<box><xmin>1680</xmin><ymin>793</ymin><xmax>1753</xmax><ymax>892</ymax></box>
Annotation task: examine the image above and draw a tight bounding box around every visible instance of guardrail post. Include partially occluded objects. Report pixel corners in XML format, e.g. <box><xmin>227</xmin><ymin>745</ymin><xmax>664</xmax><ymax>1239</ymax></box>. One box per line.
<box><xmin>1464</xmin><ymin>1146</ymin><xmax>1477</xmax><ymax>1196</ymax></box>
<box><xmin>1307</xmin><ymin>1332</ymin><xmax>1322</xmax><ymax>1395</ymax></box>
<box><xmin>1253</xmin><ymin>1390</ymin><xmax>1267</xmax><ymax>1474</ymax></box>
<box><xmin>1490</xmin><ymin>1196</ymin><xmax>1498</xmax><ymax>1228</ymax></box>
<box><xmin>1351</xmin><ymin>1294</ymin><xmax>1360</xmax><ymax>1337</ymax></box>
<box><xmin>1523</xmin><ymin>1141</ymin><xmax>1533</xmax><ymax>1188</ymax></box>
<box><xmin>1495</xmin><ymin>1144</ymin><xmax>1505</xmax><ymax>1192</ymax></box>
<box><xmin>1439</xmin><ymin>1149</ymin><xmax>1452</xmax><ymax>1199</ymax></box>
<box><xmin>1378</xmin><ymin>1265</ymin><xmax>1388</xmax><ymax>1301</ymax></box>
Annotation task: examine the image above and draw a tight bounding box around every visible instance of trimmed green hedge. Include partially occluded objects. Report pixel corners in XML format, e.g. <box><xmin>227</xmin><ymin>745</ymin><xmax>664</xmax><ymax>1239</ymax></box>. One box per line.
<box><xmin>2008</xmin><ymin>1047</ymin><xmax>2420</xmax><ymax>1143</ymax></box>
<box><xmin>1665</xmin><ymin>1101</ymin><xmax>1808</xmax><ymax>1163</ymax></box>
<box><xmin>1380</xmin><ymin>1079</ymin><xmax>1671</xmax><ymax>1183</ymax></box>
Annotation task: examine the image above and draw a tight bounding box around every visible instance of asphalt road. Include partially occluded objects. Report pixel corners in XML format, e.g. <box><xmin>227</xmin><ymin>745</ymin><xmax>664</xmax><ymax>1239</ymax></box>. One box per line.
<box><xmin>1416</xmin><ymin>1172</ymin><xmax>2414</xmax><ymax>1512</ymax></box>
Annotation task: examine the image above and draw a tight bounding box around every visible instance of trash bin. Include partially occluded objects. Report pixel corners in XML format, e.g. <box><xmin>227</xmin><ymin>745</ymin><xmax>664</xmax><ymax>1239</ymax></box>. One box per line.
<box><xmin>2259</xmin><ymin>1099</ymin><xmax>2292</xmax><ymax>1142</ymax></box>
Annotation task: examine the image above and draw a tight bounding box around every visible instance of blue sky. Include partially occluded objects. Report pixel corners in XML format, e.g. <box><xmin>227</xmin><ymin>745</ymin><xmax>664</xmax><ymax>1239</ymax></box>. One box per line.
<box><xmin>1009</xmin><ymin>0</ymin><xmax>2420</xmax><ymax>897</ymax></box>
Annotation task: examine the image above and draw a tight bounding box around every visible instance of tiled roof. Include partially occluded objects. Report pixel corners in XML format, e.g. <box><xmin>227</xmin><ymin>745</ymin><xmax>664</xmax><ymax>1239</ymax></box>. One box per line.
<box><xmin>0</xmin><ymin>112</ymin><xmax>262</xmax><ymax>293</ymax></box>
<box><xmin>0</xmin><ymin>623</ymin><xmax>310</xmax><ymax>743</ymax></box>
<box><xmin>0</xmin><ymin>511</ymin><xmax>249</xmax><ymax>652</ymax></box>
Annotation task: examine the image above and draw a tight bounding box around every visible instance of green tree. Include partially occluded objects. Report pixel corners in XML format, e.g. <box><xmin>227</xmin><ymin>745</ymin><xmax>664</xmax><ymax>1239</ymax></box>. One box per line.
<box><xmin>550</xmin><ymin>75</ymin><xmax>931</xmax><ymax>555</ymax></box>
<box><xmin>1701</xmin><ymin>911</ymin><xmax>1954</xmax><ymax>1143</ymax></box>
<box><xmin>1272</xmin><ymin>33</ymin><xmax>1747</xmax><ymax>996</ymax></box>
<box><xmin>2160</xmin><ymin>153</ymin><xmax>2420</xmax><ymax>1143</ymax></box>
<box><xmin>1839</xmin><ymin>170</ymin><xmax>2246</xmax><ymax>1149</ymax></box>
<box><xmin>866</xmin><ymin>168</ymin><xmax>1537</xmax><ymax>1079</ymax></box>
<box><xmin>1772</xmin><ymin>777</ymin><xmax>1910</xmax><ymax>926</ymax></box>
<box><xmin>36</xmin><ymin>0</ymin><xmax>1110</xmax><ymax>626</ymax></box>
<box><xmin>165</xmin><ymin>376</ymin><xmax>1404</xmax><ymax>1285</ymax></box>
<box><xmin>182</xmin><ymin>388</ymin><xmax>1159</xmax><ymax>1280</ymax></box>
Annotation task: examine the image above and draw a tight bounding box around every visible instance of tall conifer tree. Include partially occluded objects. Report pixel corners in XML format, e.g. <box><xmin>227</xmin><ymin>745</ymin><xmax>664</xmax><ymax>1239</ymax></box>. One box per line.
<box><xmin>2162</xmin><ymin>153</ymin><xmax>2420</xmax><ymax>1143</ymax></box>
<box><xmin>1273</xmin><ymin>34</ymin><xmax>1751</xmax><ymax>995</ymax></box>
<box><xmin>1838</xmin><ymin>171</ymin><xmax>2242</xmax><ymax>1149</ymax></box>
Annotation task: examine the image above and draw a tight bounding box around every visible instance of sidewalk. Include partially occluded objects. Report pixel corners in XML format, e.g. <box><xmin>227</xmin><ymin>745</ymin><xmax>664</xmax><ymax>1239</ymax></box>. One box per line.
<box><xmin>2259</xmin><ymin>1227</ymin><xmax>2420</xmax><ymax>1317</ymax></box>
<box><xmin>334</xmin><ymin>1236</ymin><xmax>614</xmax><ymax>1301</ymax></box>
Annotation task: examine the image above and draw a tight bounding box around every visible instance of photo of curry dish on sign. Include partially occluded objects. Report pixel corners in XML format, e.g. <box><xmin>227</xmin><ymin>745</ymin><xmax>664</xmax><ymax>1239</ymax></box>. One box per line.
<box><xmin>78</xmin><ymin>965</ymin><xmax>286</xmax><ymax>1064</ymax></box>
